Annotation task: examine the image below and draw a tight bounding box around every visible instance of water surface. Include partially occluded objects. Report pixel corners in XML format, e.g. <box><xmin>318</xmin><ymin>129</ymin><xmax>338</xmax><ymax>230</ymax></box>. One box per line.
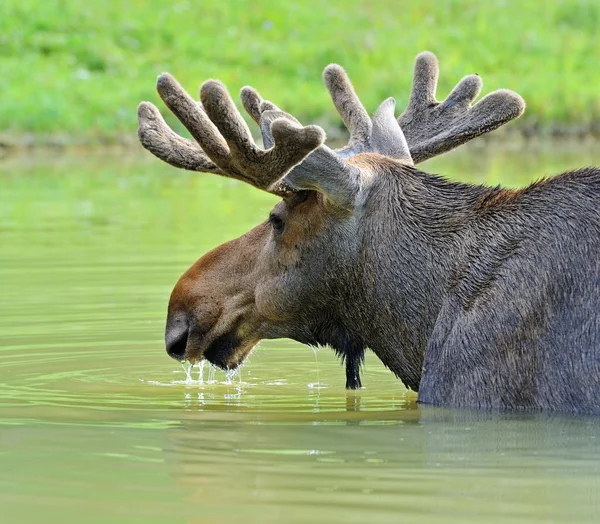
<box><xmin>1</xmin><ymin>142</ymin><xmax>600</xmax><ymax>523</ymax></box>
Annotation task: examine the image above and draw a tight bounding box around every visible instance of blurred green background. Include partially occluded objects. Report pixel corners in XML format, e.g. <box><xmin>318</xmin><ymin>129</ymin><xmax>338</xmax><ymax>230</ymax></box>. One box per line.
<box><xmin>2</xmin><ymin>0</ymin><xmax>600</xmax><ymax>145</ymax></box>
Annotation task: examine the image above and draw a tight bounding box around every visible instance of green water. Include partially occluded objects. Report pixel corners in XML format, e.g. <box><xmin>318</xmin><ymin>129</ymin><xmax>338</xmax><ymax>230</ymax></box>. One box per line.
<box><xmin>2</xmin><ymin>143</ymin><xmax>600</xmax><ymax>523</ymax></box>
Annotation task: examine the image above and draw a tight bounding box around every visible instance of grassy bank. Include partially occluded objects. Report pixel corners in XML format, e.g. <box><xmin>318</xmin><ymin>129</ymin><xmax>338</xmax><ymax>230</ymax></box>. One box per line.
<box><xmin>2</xmin><ymin>0</ymin><xmax>600</xmax><ymax>144</ymax></box>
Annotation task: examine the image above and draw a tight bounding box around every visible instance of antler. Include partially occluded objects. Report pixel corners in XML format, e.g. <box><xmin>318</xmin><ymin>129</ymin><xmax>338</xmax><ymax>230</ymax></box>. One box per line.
<box><xmin>321</xmin><ymin>52</ymin><xmax>524</xmax><ymax>163</ymax></box>
<box><xmin>240</xmin><ymin>86</ymin><xmax>367</xmax><ymax>209</ymax></box>
<box><xmin>137</xmin><ymin>52</ymin><xmax>525</xmax><ymax>209</ymax></box>
<box><xmin>398</xmin><ymin>51</ymin><xmax>525</xmax><ymax>163</ymax></box>
<box><xmin>241</xmin><ymin>68</ymin><xmax>414</xmax><ymax>165</ymax></box>
<box><xmin>137</xmin><ymin>74</ymin><xmax>324</xmax><ymax>195</ymax></box>
<box><xmin>237</xmin><ymin>66</ymin><xmax>414</xmax><ymax>209</ymax></box>
<box><xmin>241</xmin><ymin>51</ymin><xmax>524</xmax><ymax>170</ymax></box>
<box><xmin>322</xmin><ymin>65</ymin><xmax>413</xmax><ymax>163</ymax></box>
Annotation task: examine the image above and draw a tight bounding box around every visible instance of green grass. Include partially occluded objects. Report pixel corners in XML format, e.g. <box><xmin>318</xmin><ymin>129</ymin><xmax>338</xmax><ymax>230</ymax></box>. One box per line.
<box><xmin>2</xmin><ymin>0</ymin><xmax>600</xmax><ymax>144</ymax></box>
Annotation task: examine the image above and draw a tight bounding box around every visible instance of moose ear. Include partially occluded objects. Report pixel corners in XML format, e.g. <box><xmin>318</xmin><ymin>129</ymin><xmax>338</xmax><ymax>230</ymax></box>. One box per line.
<box><xmin>274</xmin><ymin>133</ymin><xmax>362</xmax><ymax>211</ymax></box>
<box><xmin>257</xmin><ymin>114</ymin><xmax>362</xmax><ymax>211</ymax></box>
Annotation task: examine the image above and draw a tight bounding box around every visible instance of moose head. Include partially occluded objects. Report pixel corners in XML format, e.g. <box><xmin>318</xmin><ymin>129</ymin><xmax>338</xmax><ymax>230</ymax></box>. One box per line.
<box><xmin>138</xmin><ymin>52</ymin><xmax>524</xmax><ymax>390</ymax></box>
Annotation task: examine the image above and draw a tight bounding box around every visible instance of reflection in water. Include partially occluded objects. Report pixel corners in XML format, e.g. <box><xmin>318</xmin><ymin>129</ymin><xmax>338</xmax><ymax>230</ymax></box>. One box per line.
<box><xmin>164</xmin><ymin>409</ymin><xmax>600</xmax><ymax>523</ymax></box>
<box><xmin>1</xmin><ymin>143</ymin><xmax>600</xmax><ymax>522</ymax></box>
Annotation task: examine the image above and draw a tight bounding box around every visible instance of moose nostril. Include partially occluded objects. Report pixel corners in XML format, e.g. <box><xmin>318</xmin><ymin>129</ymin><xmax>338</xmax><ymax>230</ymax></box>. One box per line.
<box><xmin>165</xmin><ymin>325</ymin><xmax>189</xmax><ymax>361</ymax></box>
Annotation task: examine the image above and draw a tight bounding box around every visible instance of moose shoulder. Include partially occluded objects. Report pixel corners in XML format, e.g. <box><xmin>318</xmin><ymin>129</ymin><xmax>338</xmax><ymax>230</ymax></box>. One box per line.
<box><xmin>137</xmin><ymin>52</ymin><xmax>600</xmax><ymax>413</ymax></box>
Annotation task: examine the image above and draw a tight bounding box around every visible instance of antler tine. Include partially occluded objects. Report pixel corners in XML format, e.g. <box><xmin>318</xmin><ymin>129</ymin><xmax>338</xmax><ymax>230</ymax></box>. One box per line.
<box><xmin>398</xmin><ymin>51</ymin><xmax>525</xmax><ymax>163</ymax></box>
<box><xmin>323</xmin><ymin>64</ymin><xmax>372</xmax><ymax>152</ymax></box>
<box><xmin>407</xmin><ymin>51</ymin><xmax>439</xmax><ymax>109</ymax></box>
<box><xmin>323</xmin><ymin>64</ymin><xmax>413</xmax><ymax>164</ymax></box>
<box><xmin>239</xmin><ymin>86</ymin><xmax>293</xmax><ymax>150</ymax></box>
<box><xmin>201</xmin><ymin>79</ymin><xmax>325</xmax><ymax>188</ymax></box>
<box><xmin>240</xmin><ymin>86</ymin><xmax>280</xmax><ymax>127</ymax></box>
<box><xmin>139</xmin><ymin>73</ymin><xmax>325</xmax><ymax>194</ymax></box>
<box><xmin>239</xmin><ymin>86</ymin><xmax>263</xmax><ymax>125</ymax></box>
<box><xmin>137</xmin><ymin>102</ymin><xmax>223</xmax><ymax>174</ymax></box>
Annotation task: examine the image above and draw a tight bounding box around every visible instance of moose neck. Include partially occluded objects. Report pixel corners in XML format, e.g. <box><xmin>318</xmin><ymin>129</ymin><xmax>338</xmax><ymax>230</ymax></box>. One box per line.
<box><xmin>350</xmin><ymin>161</ymin><xmax>489</xmax><ymax>391</ymax></box>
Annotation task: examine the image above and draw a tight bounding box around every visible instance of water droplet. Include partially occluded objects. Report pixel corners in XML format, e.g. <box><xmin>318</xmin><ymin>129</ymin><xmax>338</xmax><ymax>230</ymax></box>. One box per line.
<box><xmin>208</xmin><ymin>365</ymin><xmax>216</xmax><ymax>384</ymax></box>
<box><xmin>183</xmin><ymin>362</ymin><xmax>193</xmax><ymax>384</ymax></box>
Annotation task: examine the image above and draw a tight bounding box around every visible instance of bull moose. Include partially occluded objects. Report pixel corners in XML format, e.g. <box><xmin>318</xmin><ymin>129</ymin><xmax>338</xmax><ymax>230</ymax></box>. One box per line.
<box><xmin>137</xmin><ymin>52</ymin><xmax>600</xmax><ymax>413</ymax></box>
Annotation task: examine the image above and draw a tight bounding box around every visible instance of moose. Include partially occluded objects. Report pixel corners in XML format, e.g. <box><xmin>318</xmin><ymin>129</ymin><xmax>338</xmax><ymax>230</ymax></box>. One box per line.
<box><xmin>137</xmin><ymin>52</ymin><xmax>600</xmax><ymax>413</ymax></box>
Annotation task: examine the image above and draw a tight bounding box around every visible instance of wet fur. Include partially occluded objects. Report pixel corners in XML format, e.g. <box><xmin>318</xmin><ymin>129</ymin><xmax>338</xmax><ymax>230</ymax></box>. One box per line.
<box><xmin>334</xmin><ymin>161</ymin><xmax>600</xmax><ymax>411</ymax></box>
<box><xmin>166</xmin><ymin>154</ymin><xmax>600</xmax><ymax>412</ymax></box>
<box><xmin>294</xmin><ymin>316</ymin><xmax>366</xmax><ymax>389</ymax></box>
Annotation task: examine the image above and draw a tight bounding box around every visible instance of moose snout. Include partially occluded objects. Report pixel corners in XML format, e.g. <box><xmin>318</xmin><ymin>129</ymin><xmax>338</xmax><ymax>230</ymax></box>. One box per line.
<box><xmin>165</xmin><ymin>317</ymin><xmax>189</xmax><ymax>361</ymax></box>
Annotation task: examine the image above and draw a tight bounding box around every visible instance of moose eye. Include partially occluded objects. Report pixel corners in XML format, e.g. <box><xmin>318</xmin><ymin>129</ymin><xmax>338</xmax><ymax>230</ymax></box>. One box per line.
<box><xmin>269</xmin><ymin>213</ymin><xmax>285</xmax><ymax>233</ymax></box>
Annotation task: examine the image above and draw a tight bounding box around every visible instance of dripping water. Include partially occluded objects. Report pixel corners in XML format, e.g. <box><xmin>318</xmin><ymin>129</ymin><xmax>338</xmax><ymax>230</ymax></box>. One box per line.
<box><xmin>182</xmin><ymin>362</ymin><xmax>194</xmax><ymax>384</ymax></box>
<box><xmin>208</xmin><ymin>365</ymin><xmax>216</xmax><ymax>384</ymax></box>
<box><xmin>179</xmin><ymin>360</ymin><xmax>241</xmax><ymax>387</ymax></box>
<box><xmin>308</xmin><ymin>346</ymin><xmax>320</xmax><ymax>390</ymax></box>
<box><xmin>197</xmin><ymin>360</ymin><xmax>205</xmax><ymax>384</ymax></box>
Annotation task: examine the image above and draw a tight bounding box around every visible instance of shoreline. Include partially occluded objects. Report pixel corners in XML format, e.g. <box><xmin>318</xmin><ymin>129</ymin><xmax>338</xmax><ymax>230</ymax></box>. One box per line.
<box><xmin>1</xmin><ymin>124</ymin><xmax>599</xmax><ymax>155</ymax></box>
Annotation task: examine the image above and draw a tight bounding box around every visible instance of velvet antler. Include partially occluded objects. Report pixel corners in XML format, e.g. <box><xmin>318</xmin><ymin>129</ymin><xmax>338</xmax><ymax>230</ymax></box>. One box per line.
<box><xmin>137</xmin><ymin>74</ymin><xmax>324</xmax><ymax>194</ymax></box>
<box><xmin>240</xmin><ymin>85</ymin><xmax>364</xmax><ymax>209</ymax></box>
<box><xmin>398</xmin><ymin>51</ymin><xmax>525</xmax><ymax>163</ymax></box>
<box><xmin>318</xmin><ymin>53</ymin><xmax>524</xmax><ymax>164</ymax></box>
<box><xmin>242</xmin><ymin>51</ymin><xmax>524</xmax><ymax>172</ymax></box>
<box><xmin>242</xmin><ymin>68</ymin><xmax>414</xmax><ymax>166</ymax></box>
<box><xmin>239</xmin><ymin>68</ymin><xmax>417</xmax><ymax>209</ymax></box>
<box><xmin>137</xmin><ymin>52</ymin><xmax>525</xmax><ymax>208</ymax></box>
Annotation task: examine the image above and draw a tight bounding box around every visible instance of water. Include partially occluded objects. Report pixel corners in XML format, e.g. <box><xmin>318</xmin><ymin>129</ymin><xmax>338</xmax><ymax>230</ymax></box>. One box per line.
<box><xmin>2</xmin><ymin>142</ymin><xmax>600</xmax><ymax>523</ymax></box>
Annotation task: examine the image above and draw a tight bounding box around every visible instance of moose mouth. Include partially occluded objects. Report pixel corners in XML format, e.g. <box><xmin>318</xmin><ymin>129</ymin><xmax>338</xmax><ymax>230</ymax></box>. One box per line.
<box><xmin>166</xmin><ymin>323</ymin><xmax>258</xmax><ymax>370</ymax></box>
<box><xmin>201</xmin><ymin>330</ymin><xmax>258</xmax><ymax>369</ymax></box>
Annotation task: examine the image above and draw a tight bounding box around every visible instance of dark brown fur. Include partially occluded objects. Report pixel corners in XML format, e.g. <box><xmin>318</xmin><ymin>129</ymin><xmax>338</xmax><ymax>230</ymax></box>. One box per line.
<box><xmin>164</xmin><ymin>158</ymin><xmax>600</xmax><ymax>413</ymax></box>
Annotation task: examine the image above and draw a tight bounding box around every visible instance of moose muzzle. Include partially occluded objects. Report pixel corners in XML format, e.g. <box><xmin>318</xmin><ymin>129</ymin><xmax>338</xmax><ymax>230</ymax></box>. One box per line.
<box><xmin>165</xmin><ymin>314</ymin><xmax>189</xmax><ymax>362</ymax></box>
